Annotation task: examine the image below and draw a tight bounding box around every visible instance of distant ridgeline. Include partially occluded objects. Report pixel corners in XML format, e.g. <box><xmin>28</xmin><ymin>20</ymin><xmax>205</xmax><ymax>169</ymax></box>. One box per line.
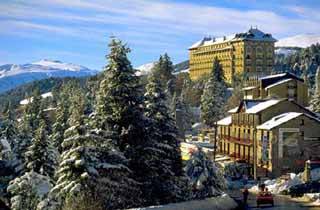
<box><xmin>0</xmin><ymin>60</ymin><xmax>191</xmax><ymax>112</ymax></box>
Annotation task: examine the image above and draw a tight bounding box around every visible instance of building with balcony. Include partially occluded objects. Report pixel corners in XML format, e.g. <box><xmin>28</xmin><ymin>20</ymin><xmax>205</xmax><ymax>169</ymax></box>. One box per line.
<box><xmin>189</xmin><ymin>28</ymin><xmax>276</xmax><ymax>83</ymax></box>
<box><xmin>217</xmin><ymin>96</ymin><xmax>320</xmax><ymax>178</ymax></box>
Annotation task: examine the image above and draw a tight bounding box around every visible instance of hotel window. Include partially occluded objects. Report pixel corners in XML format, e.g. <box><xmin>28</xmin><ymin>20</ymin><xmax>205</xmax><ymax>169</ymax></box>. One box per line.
<box><xmin>257</xmin><ymin>59</ymin><xmax>263</xmax><ymax>66</ymax></box>
<box><xmin>257</xmin><ymin>67</ymin><xmax>262</xmax><ymax>72</ymax></box>
<box><xmin>246</xmin><ymin>46</ymin><xmax>252</xmax><ymax>55</ymax></box>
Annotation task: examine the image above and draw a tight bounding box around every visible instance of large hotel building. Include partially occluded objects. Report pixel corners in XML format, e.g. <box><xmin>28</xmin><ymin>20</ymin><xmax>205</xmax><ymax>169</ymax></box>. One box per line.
<box><xmin>189</xmin><ymin>28</ymin><xmax>277</xmax><ymax>83</ymax></box>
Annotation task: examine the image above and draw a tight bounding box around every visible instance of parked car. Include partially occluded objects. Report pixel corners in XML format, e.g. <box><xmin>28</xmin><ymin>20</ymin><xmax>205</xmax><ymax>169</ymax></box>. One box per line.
<box><xmin>289</xmin><ymin>181</ymin><xmax>320</xmax><ymax>197</ymax></box>
<box><xmin>256</xmin><ymin>191</ymin><xmax>274</xmax><ymax>207</ymax></box>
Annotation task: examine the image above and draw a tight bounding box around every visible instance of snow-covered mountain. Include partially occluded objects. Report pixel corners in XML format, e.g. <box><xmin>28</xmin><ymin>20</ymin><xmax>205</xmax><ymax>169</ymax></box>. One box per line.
<box><xmin>0</xmin><ymin>59</ymin><xmax>97</xmax><ymax>93</ymax></box>
<box><xmin>135</xmin><ymin>62</ymin><xmax>156</xmax><ymax>76</ymax></box>
<box><xmin>276</xmin><ymin>34</ymin><xmax>320</xmax><ymax>48</ymax></box>
<box><xmin>135</xmin><ymin>60</ymin><xmax>190</xmax><ymax>76</ymax></box>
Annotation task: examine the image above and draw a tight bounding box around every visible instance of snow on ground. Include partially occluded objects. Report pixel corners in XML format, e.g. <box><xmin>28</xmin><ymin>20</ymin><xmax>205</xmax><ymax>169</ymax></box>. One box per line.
<box><xmin>0</xmin><ymin>139</ymin><xmax>11</xmax><ymax>152</ymax></box>
<box><xmin>127</xmin><ymin>193</ymin><xmax>237</xmax><ymax>210</ymax></box>
<box><xmin>250</xmin><ymin>168</ymin><xmax>320</xmax><ymax>194</ymax></box>
<box><xmin>20</xmin><ymin>92</ymin><xmax>53</xmax><ymax>105</ymax></box>
<box><xmin>250</xmin><ymin>173</ymin><xmax>303</xmax><ymax>194</ymax></box>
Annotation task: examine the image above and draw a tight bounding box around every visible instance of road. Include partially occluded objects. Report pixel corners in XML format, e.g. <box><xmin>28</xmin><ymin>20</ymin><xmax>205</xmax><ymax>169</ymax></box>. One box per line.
<box><xmin>228</xmin><ymin>189</ymin><xmax>320</xmax><ymax>210</ymax></box>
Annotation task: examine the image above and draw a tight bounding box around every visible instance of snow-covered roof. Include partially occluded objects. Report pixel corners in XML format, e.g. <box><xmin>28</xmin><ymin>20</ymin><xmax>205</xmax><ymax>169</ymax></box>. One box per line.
<box><xmin>228</xmin><ymin>107</ymin><xmax>238</xmax><ymax>113</ymax></box>
<box><xmin>265</xmin><ymin>78</ymin><xmax>294</xmax><ymax>90</ymax></box>
<box><xmin>257</xmin><ymin>112</ymin><xmax>303</xmax><ymax>130</ymax></box>
<box><xmin>246</xmin><ymin>99</ymin><xmax>282</xmax><ymax>114</ymax></box>
<box><xmin>242</xmin><ymin>86</ymin><xmax>257</xmax><ymax>91</ymax></box>
<box><xmin>217</xmin><ymin>116</ymin><xmax>232</xmax><ymax>126</ymax></box>
<box><xmin>189</xmin><ymin>28</ymin><xmax>276</xmax><ymax>49</ymax></box>
<box><xmin>257</xmin><ymin>112</ymin><xmax>320</xmax><ymax>130</ymax></box>
<box><xmin>192</xmin><ymin>122</ymin><xmax>203</xmax><ymax>129</ymax></box>
<box><xmin>20</xmin><ymin>92</ymin><xmax>53</xmax><ymax>105</ymax></box>
<box><xmin>260</xmin><ymin>73</ymin><xmax>287</xmax><ymax>80</ymax></box>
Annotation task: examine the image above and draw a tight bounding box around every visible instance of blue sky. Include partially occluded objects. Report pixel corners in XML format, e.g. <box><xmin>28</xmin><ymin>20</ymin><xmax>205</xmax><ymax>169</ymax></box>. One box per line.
<box><xmin>0</xmin><ymin>0</ymin><xmax>320</xmax><ymax>70</ymax></box>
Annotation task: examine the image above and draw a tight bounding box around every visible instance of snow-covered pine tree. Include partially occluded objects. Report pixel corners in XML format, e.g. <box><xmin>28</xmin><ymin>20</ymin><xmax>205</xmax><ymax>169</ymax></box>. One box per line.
<box><xmin>92</xmin><ymin>38</ymin><xmax>145</xmax><ymax>208</ymax></box>
<box><xmin>1</xmin><ymin>103</ymin><xmax>16</xmax><ymax>143</ymax></box>
<box><xmin>50</xmin><ymin>88</ymin><xmax>70</xmax><ymax>153</ymax></box>
<box><xmin>24</xmin><ymin>88</ymin><xmax>42</xmax><ymax>134</ymax></box>
<box><xmin>175</xmin><ymin>80</ymin><xmax>193</xmax><ymax>138</ymax></box>
<box><xmin>153</xmin><ymin>54</ymin><xmax>176</xmax><ymax>111</ymax></box>
<box><xmin>44</xmin><ymin>87</ymin><xmax>141</xmax><ymax>210</ymax></box>
<box><xmin>310</xmin><ymin>66</ymin><xmax>320</xmax><ymax>113</ymax></box>
<box><xmin>25</xmin><ymin>113</ymin><xmax>57</xmax><ymax>178</ymax></box>
<box><xmin>184</xmin><ymin>148</ymin><xmax>226</xmax><ymax>199</ymax></box>
<box><xmin>144</xmin><ymin>69</ymin><xmax>188</xmax><ymax>204</ymax></box>
<box><xmin>200</xmin><ymin>58</ymin><xmax>228</xmax><ymax>160</ymax></box>
<box><xmin>42</xmin><ymin>89</ymin><xmax>94</xmax><ymax>209</ymax></box>
<box><xmin>7</xmin><ymin>171</ymin><xmax>52</xmax><ymax>210</ymax></box>
<box><xmin>201</xmin><ymin>58</ymin><xmax>228</xmax><ymax>127</ymax></box>
<box><xmin>95</xmin><ymin>38</ymin><xmax>146</xmax><ymax>151</ymax></box>
<box><xmin>153</xmin><ymin>53</ymin><xmax>175</xmax><ymax>88</ymax></box>
<box><xmin>12</xmin><ymin>88</ymin><xmax>43</xmax><ymax>174</ymax></box>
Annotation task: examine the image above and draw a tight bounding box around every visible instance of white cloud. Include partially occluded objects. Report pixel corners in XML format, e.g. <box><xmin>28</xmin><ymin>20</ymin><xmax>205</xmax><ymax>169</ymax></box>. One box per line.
<box><xmin>1</xmin><ymin>0</ymin><xmax>320</xmax><ymax>40</ymax></box>
<box><xmin>1</xmin><ymin>0</ymin><xmax>320</xmax><ymax>67</ymax></box>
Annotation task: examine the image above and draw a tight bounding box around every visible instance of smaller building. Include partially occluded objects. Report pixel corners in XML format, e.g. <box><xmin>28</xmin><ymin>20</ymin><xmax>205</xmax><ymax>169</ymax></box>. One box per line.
<box><xmin>256</xmin><ymin>112</ymin><xmax>320</xmax><ymax>177</ymax></box>
<box><xmin>217</xmin><ymin>98</ymin><xmax>320</xmax><ymax>178</ymax></box>
<box><xmin>243</xmin><ymin>73</ymin><xmax>309</xmax><ymax>106</ymax></box>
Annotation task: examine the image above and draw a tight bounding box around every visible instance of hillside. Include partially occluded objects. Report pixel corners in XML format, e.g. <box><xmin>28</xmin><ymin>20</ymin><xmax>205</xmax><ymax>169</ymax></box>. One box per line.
<box><xmin>0</xmin><ymin>59</ymin><xmax>98</xmax><ymax>93</ymax></box>
<box><xmin>0</xmin><ymin>77</ymin><xmax>88</xmax><ymax>112</ymax></box>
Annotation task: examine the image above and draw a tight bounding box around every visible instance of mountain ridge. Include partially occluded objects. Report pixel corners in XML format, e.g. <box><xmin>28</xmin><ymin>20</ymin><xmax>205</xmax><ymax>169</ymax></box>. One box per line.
<box><xmin>0</xmin><ymin>59</ymin><xmax>97</xmax><ymax>93</ymax></box>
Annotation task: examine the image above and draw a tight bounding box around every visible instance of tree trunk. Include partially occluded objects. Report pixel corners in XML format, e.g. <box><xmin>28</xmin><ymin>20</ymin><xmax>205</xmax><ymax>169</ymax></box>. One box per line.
<box><xmin>213</xmin><ymin>122</ymin><xmax>217</xmax><ymax>161</ymax></box>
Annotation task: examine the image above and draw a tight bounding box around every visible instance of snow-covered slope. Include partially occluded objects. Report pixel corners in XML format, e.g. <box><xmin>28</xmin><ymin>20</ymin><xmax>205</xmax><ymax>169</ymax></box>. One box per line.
<box><xmin>0</xmin><ymin>59</ymin><xmax>97</xmax><ymax>93</ymax></box>
<box><xmin>135</xmin><ymin>60</ymin><xmax>190</xmax><ymax>76</ymax></box>
<box><xmin>275</xmin><ymin>48</ymin><xmax>299</xmax><ymax>56</ymax></box>
<box><xmin>276</xmin><ymin>34</ymin><xmax>320</xmax><ymax>48</ymax></box>
<box><xmin>135</xmin><ymin>62</ymin><xmax>156</xmax><ymax>76</ymax></box>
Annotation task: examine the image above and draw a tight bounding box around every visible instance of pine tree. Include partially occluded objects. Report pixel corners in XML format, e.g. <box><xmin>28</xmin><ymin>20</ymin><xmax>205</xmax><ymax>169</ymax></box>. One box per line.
<box><xmin>144</xmin><ymin>70</ymin><xmax>188</xmax><ymax>204</ymax></box>
<box><xmin>1</xmin><ymin>103</ymin><xmax>16</xmax><ymax>142</ymax></box>
<box><xmin>24</xmin><ymin>88</ymin><xmax>42</xmax><ymax>134</ymax></box>
<box><xmin>200</xmin><ymin>58</ymin><xmax>228</xmax><ymax>160</ymax></box>
<box><xmin>152</xmin><ymin>54</ymin><xmax>176</xmax><ymax>110</ymax></box>
<box><xmin>95</xmin><ymin>38</ymin><xmax>145</xmax><ymax>151</ymax></box>
<box><xmin>43</xmin><ymin>86</ymin><xmax>141</xmax><ymax>210</ymax></box>
<box><xmin>153</xmin><ymin>53</ymin><xmax>175</xmax><ymax>87</ymax></box>
<box><xmin>25</xmin><ymin>115</ymin><xmax>57</xmax><ymax>178</ymax></box>
<box><xmin>175</xmin><ymin>80</ymin><xmax>193</xmax><ymax>138</ymax></box>
<box><xmin>7</xmin><ymin>171</ymin><xmax>52</xmax><ymax>210</ymax></box>
<box><xmin>50</xmin><ymin>88</ymin><xmax>70</xmax><ymax>153</ymax></box>
<box><xmin>92</xmin><ymin>38</ymin><xmax>145</xmax><ymax>208</ymax></box>
<box><xmin>185</xmin><ymin>148</ymin><xmax>226</xmax><ymax>199</ymax></box>
<box><xmin>310</xmin><ymin>66</ymin><xmax>320</xmax><ymax>113</ymax></box>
